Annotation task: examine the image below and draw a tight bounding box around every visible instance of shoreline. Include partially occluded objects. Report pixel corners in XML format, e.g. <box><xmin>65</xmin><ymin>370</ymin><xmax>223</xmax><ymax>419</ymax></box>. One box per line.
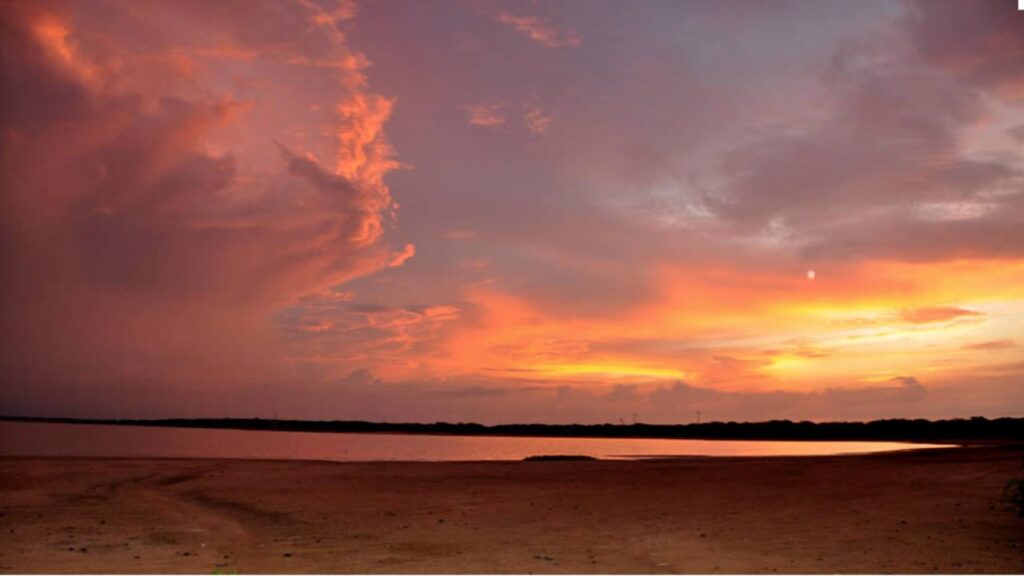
<box><xmin>2</xmin><ymin>416</ymin><xmax>999</xmax><ymax>448</ymax></box>
<box><xmin>0</xmin><ymin>442</ymin><xmax>968</xmax><ymax>465</ymax></box>
<box><xmin>2</xmin><ymin>446</ymin><xmax>1022</xmax><ymax>573</ymax></box>
<box><xmin>3</xmin><ymin>415</ymin><xmax>1019</xmax><ymax>444</ymax></box>
<box><xmin>0</xmin><ymin>420</ymin><xmax>965</xmax><ymax>462</ymax></box>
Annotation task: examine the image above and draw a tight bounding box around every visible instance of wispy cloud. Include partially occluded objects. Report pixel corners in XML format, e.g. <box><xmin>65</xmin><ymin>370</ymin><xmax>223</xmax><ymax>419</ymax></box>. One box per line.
<box><xmin>963</xmin><ymin>339</ymin><xmax>1018</xmax><ymax>351</ymax></box>
<box><xmin>444</xmin><ymin>228</ymin><xmax>477</xmax><ymax>241</ymax></box>
<box><xmin>524</xmin><ymin>105</ymin><xmax>552</xmax><ymax>133</ymax></box>
<box><xmin>495</xmin><ymin>9</ymin><xmax>581</xmax><ymax>48</ymax></box>
<box><xmin>898</xmin><ymin>307</ymin><xmax>981</xmax><ymax>324</ymax></box>
<box><xmin>465</xmin><ymin>103</ymin><xmax>506</xmax><ymax>127</ymax></box>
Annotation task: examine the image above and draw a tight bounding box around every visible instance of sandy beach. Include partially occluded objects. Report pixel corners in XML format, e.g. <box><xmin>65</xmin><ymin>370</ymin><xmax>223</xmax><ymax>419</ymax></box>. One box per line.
<box><xmin>1</xmin><ymin>446</ymin><xmax>1022</xmax><ymax>574</ymax></box>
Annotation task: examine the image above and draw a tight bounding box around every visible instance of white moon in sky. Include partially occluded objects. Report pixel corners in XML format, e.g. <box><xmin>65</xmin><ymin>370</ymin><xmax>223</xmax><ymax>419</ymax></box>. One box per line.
<box><xmin>807</xmin><ymin>270</ymin><xmax>816</xmax><ymax>281</ymax></box>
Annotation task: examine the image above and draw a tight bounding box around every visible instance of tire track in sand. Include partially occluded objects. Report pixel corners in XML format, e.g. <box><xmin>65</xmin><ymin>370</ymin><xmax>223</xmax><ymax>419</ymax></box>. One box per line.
<box><xmin>109</xmin><ymin>466</ymin><xmax>253</xmax><ymax>564</ymax></box>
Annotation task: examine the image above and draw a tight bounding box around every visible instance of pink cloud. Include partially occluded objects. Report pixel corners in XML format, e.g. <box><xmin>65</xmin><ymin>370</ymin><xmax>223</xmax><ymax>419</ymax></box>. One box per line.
<box><xmin>963</xmin><ymin>339</ymin><xmax>1019</xmax><ymax>351</ymax></box>
<box><xmin>906</xmin><ymin>0</ymin><xmax>1024</xmax><ymax>97</ymax></box>
<box><xmin>444</xmin><ymin>228</ymin><xmax>477</xmax><ymax>241</ymax></box>
<box><xmin>495</xmin><ymin>9</ymin><xmax>581</xmax><ymax>49</ymax></box>
<box><xmin>523</xmin><ymin>105</ymin><xmax>551</xmax><ymax>134</ymax></box>
<box><xmin>0</xmin><ymin>1</ymin><xmax>411</xmax><ymax>395</ymax></box>
<box><xmin>898</xmin><ymin>306</ymin><xmax>982</xmax><ymax>324</ymax></box>
<box><xmin>465</xmin><ymin>103</ymin><xmax>506</xmax><ymax>127</ymax></box>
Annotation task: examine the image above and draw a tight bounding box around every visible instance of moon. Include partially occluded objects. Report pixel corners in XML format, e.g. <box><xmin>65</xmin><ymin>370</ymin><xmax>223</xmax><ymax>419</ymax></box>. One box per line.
<box><xmin>807</xmin><ymin>270</ymin><xmax>816</xmax><ymax>281</ymax></box>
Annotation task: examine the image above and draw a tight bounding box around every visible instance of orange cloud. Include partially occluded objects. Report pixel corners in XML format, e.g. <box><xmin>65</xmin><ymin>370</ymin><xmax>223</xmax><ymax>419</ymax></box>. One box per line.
<box><xmin>367</xmin><ymin>258</ymin><xmax>1024</xmax><ymax>398</ymax></box>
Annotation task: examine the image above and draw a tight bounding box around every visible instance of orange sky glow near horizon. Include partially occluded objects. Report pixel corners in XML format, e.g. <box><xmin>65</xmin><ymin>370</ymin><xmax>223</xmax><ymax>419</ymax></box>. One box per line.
<box><xmin>1</xmin><ymin>0</ymin><xmax>1023</xmax><ymax>423</ymax></box>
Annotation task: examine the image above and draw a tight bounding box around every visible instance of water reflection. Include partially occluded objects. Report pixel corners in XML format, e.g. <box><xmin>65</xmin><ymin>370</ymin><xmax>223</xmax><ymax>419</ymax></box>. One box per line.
<box><xmin>0</xmin><ymin>421</ymin><xmax>953</xmax><ymax>462</ymax></box>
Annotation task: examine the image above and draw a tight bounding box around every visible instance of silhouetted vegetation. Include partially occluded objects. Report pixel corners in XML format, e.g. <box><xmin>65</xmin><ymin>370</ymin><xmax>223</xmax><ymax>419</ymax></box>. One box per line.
<box><xmin>2</xmin><ymin>415</ymin><xmax>1022</xmax><ymax>442</ymax></box>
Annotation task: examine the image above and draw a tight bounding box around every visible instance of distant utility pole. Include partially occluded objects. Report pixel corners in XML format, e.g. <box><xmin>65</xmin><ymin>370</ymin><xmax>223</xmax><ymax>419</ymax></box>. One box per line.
<box><xmin>696</xmin><ymin>411</ymin><xmax>702</xmax><ymax>424</ymax></box>
<box><xmin>632</xmin><ymin>413</ymin><xmax>637</xmax><ymax>425</ymax></box>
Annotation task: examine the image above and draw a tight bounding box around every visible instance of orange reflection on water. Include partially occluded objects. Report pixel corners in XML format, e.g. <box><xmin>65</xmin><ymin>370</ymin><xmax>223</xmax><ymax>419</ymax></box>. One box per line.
<box><xmin>0</xmin><ymin>422</ymin><xmax>952</xmax><ymax>462</ymax></box>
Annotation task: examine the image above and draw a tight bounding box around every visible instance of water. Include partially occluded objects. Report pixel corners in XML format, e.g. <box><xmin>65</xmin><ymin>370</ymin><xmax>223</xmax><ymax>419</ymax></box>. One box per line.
<box><xmin>0</xmin><ymin>421</ymin><xmax>952</xmax><ymax>462</ymax></box>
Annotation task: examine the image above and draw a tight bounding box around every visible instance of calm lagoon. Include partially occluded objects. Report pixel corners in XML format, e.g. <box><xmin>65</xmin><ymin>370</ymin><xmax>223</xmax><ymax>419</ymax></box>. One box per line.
<box><xmin>0</xmin><ymin>421</ymin><xmax>953</xmax><ymax>462</ymax></box>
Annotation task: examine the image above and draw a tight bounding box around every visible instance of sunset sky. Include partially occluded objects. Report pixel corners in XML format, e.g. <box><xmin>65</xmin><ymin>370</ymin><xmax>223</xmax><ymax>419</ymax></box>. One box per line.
<box><xmin>2</xmin><ymin>0</ymin><xmax>1023</xmax><ymax>423</ymax></box>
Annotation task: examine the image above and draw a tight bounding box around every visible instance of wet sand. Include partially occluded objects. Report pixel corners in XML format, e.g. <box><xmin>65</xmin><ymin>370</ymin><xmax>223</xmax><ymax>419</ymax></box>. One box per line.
<box><xmin>1</xmin><ymin>446</ymin><xmax>1022</xmax><ymax>573</ymax></box>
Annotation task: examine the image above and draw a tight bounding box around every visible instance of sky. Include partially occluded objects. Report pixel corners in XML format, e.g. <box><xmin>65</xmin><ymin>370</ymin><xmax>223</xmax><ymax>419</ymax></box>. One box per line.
<box><xmin>1</xmin><ymin>0</ymin><xmax>1023</xmax><ymax>424</ymax></box>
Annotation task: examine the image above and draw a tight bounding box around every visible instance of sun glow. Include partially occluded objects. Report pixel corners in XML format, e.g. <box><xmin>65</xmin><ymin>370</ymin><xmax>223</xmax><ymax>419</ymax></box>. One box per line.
<box><xmin>524</xmin><ymin>363</ymin><xmax>689</xmax><ymax>380</ymax></box>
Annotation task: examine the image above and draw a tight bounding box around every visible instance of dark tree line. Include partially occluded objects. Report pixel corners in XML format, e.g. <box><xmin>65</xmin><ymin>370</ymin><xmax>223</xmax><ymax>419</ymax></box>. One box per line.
<box><xmin>2</xmin><ymin>415</ymin><xmax>1022</xmax><ymax>442</ymax></box>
